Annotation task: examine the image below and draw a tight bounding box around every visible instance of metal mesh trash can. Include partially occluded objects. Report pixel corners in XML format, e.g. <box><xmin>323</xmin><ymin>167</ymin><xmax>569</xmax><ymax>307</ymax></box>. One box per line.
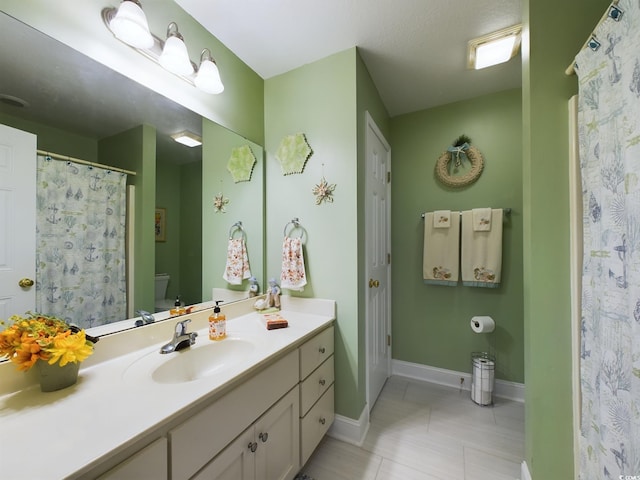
<box><xmin>471</xmin><ymin>352</ymin><xmax>495</xmax><ymax>406</ymax></box>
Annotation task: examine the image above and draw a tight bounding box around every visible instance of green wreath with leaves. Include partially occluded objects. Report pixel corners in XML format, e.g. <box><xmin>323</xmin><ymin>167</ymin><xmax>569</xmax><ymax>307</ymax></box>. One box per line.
<box><xmin>435</xmin><ymin>135</ymin><xmax>484</xmax><ymax>188</ymax></box>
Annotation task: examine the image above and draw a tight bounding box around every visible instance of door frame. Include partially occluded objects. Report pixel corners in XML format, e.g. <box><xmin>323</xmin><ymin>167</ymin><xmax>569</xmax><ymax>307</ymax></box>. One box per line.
<box><xmin>364</xmin><ymin>111</ymin><xmax>392</xmax><ymax>413</ymax></box>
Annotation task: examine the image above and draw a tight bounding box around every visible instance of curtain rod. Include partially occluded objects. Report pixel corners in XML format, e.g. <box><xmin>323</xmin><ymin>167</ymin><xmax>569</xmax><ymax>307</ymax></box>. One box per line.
<box><xmin>421</xmin><ymin>208</ymin><xmax>511</xmax><ymax>219</ymax></box>
<box><xmin>565</xmin><ymin>0</ymin><xmax>621</xmax><ymax>76</ymax></box>
<box><xmin>36</xmin><ymin>149</ymin><xmax>137</xmax><ymax>176</ymax></box>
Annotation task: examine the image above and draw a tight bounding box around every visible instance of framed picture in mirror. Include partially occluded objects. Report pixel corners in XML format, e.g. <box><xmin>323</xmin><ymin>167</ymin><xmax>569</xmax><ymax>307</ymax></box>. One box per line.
<box><xmin>155</xmin><ymin>208</ymin><xmax>166</xmax><ymax>242</ymax></box>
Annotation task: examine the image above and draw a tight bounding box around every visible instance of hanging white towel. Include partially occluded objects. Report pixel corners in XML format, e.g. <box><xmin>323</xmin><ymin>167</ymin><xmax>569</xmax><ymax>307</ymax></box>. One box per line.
<box><xmin>461</xmin><ymin>209</ymin><xmax>503</xmax><ymax>288</ymax></box>
<box><xmin>433</xmin><ymin>210</ymin><xmax>451</xmax><ymax>228</ymax></box>
<box><xmin>472</xmin><ymin>208</ymin><xmax>492</xmax><ymax>231</ymax></box>
<box><xmin>423</xmin><ymin>211</ymin><xmax>460</xmax><ymax>286</ymax></box>
<box><xmin>281</xmin><ymin>236</ymin><xmax>307</xmax><ymax>291</ymax></box>
<box><xmin>223</xmin><ymin>238</ymin><xmax>252</xmax><ymax>285</ymax></box>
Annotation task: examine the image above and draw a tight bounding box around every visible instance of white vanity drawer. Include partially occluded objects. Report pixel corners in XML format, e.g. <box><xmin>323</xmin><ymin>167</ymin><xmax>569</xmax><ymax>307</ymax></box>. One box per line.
<box><xmin>299</xmin><ymin>355</ymin><xmax>334</xmax><ymax>417</ymax></box>
<box><xmin>299</xmin><ymin>326</ymin><xmax>334</xmax><ymax>380</ymax></box>
<box><xmin>300</xmin><ymin>384</ymin><xmax>334</xmax><ymax>465</ymax></box>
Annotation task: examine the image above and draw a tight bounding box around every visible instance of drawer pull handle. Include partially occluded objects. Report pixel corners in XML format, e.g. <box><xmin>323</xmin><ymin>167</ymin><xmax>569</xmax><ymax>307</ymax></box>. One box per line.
<box><xmin>319</xmin><ymin>379</ymin><xmax>326</xmax><ymax>386</ymax></box>
<box><xmin>259</xmin><ymin>432</ymin><xmax>269</xmax><ymax>443</ymax></box>
<box><xmin>248</xmin><ymin>442</ymin><xmax>258</xmax><ymax>453</ymax></box>
<box><xmin>319</xmin><ymin>347</ymin><xmax>326</xmax><ymax>354</ymax></box>
<box><xmin>319</xmin><ymin>417</ymin><xmax>326</xmax><ymax>425</ymax></box>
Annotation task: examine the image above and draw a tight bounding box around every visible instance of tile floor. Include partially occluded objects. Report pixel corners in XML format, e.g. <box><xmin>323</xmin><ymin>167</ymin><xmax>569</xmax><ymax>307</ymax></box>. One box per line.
<box><xmin>300</xmin><ymin>376</ymin><xmax>524</xmax><ymax>480</ymax></box>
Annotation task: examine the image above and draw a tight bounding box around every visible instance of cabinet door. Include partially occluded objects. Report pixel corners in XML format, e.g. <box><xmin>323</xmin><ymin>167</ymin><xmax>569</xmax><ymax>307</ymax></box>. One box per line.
<box><xmin>97</xmin><ymin>438</ymin><xmax>167</xmax><ymax>480</ymax></box>
<box><xmin>255</xmin><ymin>386</ymin><xmax>300</xmax><ymax>480</ymax></box>
<box><xmin>192</xmin><ymin>428</ymin><xmax>255</xmax><ymax>480</ymax></box>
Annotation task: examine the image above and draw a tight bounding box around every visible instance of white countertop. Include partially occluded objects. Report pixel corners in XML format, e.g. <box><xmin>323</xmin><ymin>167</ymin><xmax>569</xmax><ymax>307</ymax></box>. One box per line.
<box><xmin>0</xmin><ymin>296</ymin><xmax>335</xmax><ymax>480</ymax></box>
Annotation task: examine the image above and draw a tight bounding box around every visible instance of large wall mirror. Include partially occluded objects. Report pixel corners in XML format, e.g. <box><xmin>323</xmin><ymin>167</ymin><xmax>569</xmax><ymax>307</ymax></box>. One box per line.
<box><xmin>0</xmin><ymin>12</ymin><xmax>265</xmax><ymax>335</ymax></box>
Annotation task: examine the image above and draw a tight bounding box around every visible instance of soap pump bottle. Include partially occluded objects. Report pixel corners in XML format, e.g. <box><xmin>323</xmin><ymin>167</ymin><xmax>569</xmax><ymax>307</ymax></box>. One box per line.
<box><xmin>208</xmin><ymin>300</ymin><xmax>226</xmax><ymax>341</ymax></box>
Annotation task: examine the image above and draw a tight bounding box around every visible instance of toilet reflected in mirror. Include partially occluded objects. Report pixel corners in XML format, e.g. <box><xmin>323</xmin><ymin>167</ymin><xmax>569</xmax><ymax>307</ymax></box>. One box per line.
<box><xmin>155</xmin><ymin>273</ymin><xmax>181</xmax><ymax>312</ymax></box>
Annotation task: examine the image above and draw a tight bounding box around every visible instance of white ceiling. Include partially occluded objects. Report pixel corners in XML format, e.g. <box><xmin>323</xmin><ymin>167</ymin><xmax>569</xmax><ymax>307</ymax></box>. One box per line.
<box><xmin>176</xmin><ymin>0</ymin><xmax>523</xmax><ymax>116</ymax></box>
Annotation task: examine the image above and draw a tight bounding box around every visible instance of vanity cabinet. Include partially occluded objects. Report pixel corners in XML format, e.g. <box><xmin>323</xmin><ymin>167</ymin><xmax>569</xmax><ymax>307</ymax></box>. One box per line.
<box><xmin>192</xmin><ymin>385</ymin><xmax>299</xmax><ymax>480</ymax></box>
<box><xmin>298</xmin><ymin>326</ymin><xmax>335</xmax><ymax>465</ymax></box>
<box><xmin>170</xmin><ymin>350</ymin><xmax>299</xmax><ymax>480</ymax></box>
<box><xmin>97</xmin><ymin>437</ymin><xmax>168</xmax><ymax>480</ymax></box>
<box><xmin>87</xmin><ymin>324</ymin><xmax>334</xmax><ymax>480</ymax></box>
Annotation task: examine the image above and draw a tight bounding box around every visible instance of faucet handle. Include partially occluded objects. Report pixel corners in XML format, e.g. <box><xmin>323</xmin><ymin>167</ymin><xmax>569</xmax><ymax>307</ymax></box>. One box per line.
<box><xmin>176</xmin><ymin>318</ymin><xmax>192</xmax><ymax>335</ymax></box>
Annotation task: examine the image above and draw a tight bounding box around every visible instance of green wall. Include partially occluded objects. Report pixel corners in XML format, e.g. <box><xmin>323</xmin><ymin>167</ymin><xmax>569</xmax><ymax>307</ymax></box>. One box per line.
<box><xmin>390</xmin><ymin>89</ymin><xmax>524</xmax><ymax>382</ymax></box>
<box><xmin>265</xmin><ymin>48</ymin><xmax>363</xmax><ymax>418</ymax></box>
<box><xmin>202</xmin><ymin>119</ymin><xmax>265</xmax><ymax>300</ymax></box>
<box><xmin>180</xmin><ymin>160</ymin><xmax>203</xmax><ymax>306</ymax></box>
<box><xmin>523</xmin><ymin>0</ymin><xmax>608</xmax><ymax>477</ymax></box>
<box><xmin>0</xmin><ymin>112</ymin><xmax>97</xmax><ymax>160</ymax></box>
<box><xmin>99</xmin><ymin>125</ymin><xmax>157</xmax><ymax>315</ymax></box>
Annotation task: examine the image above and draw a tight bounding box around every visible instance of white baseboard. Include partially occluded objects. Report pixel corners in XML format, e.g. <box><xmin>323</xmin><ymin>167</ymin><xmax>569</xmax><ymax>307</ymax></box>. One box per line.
<box><xmin>391</xmin><ymin>359</ymin><xmax>525</xmax><ymax>403</ymax></box>
<box><xmin>521</xmin><ymin>460</ymin><xmax>532</xmax><ymax>480</ymax></box>
<box><xmin>327</xmin><ymin>404</ymin><xmax>370</xmax><ymax>446</ymax></box>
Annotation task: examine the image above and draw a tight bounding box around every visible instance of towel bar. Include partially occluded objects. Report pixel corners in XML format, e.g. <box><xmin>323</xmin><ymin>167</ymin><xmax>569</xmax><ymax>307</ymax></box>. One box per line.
<box><xmin>421</xmin><ymin>208</ymin><xmax>511</xmax><ymax>219</ymax></box>
<box><xmin>228</xmin><ymin>221</ymin><xmax>246</xmax><ymax>239</ymax></box>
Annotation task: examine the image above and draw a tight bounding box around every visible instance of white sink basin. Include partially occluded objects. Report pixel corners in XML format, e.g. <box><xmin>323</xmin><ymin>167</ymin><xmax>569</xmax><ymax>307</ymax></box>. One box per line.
<box><xmin>124</xmin><ymin>338</ymin><xmax>256</xmax><ymax>385</ymax></box>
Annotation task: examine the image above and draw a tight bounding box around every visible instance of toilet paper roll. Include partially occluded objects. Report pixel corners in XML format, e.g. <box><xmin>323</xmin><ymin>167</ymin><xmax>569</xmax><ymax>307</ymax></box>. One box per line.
<box><xmin>470</xmin><ymin>316</ymin><xmax>495</xmax><ymax>333</ymax></box>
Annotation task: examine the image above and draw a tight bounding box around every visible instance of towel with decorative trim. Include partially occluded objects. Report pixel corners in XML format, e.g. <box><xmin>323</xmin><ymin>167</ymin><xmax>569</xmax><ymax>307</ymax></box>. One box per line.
<box><xmin>472</xmin><ymin>208</ymin><xmax>492</xmax><ymax>231</ymax></box>
<box><xmin>223</xmin><ymin>238</ymin><xmax>252</xmax><ymax>285</ymax></box>
<box><xmin>423</xmin><ymin>211</ymin><xmax>460</xmax><ymax>286</ymax></box>
<box><xmin>433</xmin><ymin>210</ymin><xmax>451</xmax><ymax>228</ymax></box>
<box><xmin>281</xmin><ymin>236</ymin><xmax>307</xmax><ymax>291</ymax></box>
<box><xmin>461</xmin><ymin>209</ymin><xmax>503</xmax><ymax>288</ymax></box>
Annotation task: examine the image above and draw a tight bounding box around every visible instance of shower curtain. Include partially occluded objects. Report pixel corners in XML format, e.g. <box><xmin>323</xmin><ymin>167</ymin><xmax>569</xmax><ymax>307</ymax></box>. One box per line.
<box><xmin>35</xmin><ymin>156</ymin><xmax>128</xmax><ymax>328</ymax></box>
<box><xmin>576</xmin><ymin>0</ymin><xmax>640</xmax><ymax>477</ymax></box>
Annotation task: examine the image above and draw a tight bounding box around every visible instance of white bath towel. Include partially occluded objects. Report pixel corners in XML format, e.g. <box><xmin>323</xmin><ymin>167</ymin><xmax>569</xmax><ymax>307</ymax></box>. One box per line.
<box><xmin>423</xmin><ymin>211</ymin><xmax>460</xmax><ymax>286</ymax></box>
<box><xmin>461</xmin><ymin>209</ymin><xmax>503</xmax><ymax>288</ymax></box>
<box><xmin>281</xmin><ymin>236</ymin><xmax>307</xmax><ymax>291</ymax></box>
<box><xmin>472</xmin><ymin>208</ymin><xmax>492</xmax><ymax>231</ymax></box>
<box><xmin>433</xmin><ymin>210</ymin><xmax>451</xmax><ymax>228</ymax></box>
<box><xmin>223</xmin><ymin>238</ymin><xmax>252</xmax><ymax>285</ymax></box>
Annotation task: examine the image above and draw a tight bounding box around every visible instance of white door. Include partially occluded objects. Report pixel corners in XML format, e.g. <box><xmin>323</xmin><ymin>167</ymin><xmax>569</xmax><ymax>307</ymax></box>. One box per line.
<box><xmin>365</xmin><ymin>112</ymin><xmax>391</xmax><ymax>412</ymax></box>
<box><xmin>0</xmin><ymin>124</ymin><xmax>36</xmax><ymax>320</ymax></box>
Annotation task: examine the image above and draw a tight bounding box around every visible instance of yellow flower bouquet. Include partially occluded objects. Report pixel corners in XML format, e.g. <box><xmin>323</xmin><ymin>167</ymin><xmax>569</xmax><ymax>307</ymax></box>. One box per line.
<box><xmin>0</xmin><ymin>313</ymin><xmax>95</xmax><ymax>371</ymax></box>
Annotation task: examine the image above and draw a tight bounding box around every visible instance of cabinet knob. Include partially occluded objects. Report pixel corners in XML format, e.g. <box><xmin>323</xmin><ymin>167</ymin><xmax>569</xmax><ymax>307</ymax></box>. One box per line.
<box><xmin>248</xmin><ymin>442</ymin><xmax>258</xmax><ymax>453</ymax></box>
<box><xmin>259</xmin><ymin>432</ymin><xmax>269</xmax><ymax>443</ymax></box>
<box><xmin>319</xmin><ymin>378</ymin><xmax>326</xmax><ymax>386</ymax></box>
<box><xmin>318</xmin><ymin>346</ymin><xmax>326</xmax><ymax>354</ymax></box>
<box><xmin>319</xmin><ymin>417</ymin><xmax>326</xmax><ymax>425</ymax></box>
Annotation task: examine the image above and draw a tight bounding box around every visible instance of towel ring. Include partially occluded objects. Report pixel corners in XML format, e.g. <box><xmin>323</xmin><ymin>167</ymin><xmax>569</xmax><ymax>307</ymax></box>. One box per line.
<box><xmin>283</xmin><ymin>217</ymin><xmax>304</xmax><ymax>239</ymax></box>
<box><xmin>228</xmin><ymin>221</ymin><xmax>246</xmax><ymax>240</ymax></box>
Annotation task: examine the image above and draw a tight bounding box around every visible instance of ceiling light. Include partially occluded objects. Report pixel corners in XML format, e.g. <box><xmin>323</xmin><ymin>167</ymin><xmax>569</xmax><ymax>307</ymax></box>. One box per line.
<box><xmin>108</xmin><ymin>0</ymin><xmax>153</xmax><ymax>49</ymax></box>
<box><xmin>194</xmin><ymin>49</ymin><xmax>224</xmax><ymax>94</ymax></box>
<box><xmin>159</xmin><ymin>23</ymin><xmax>194</xmax><ymax>76</ymax></box>
<box><xmin>171</xmin><ymin>131</ymin><xmax>202</xmax><ymax>147</ymax></box>
<box><xmin>468</xmin><ymin>25</ymin><xmax>522</xmax><ymax>70</ymax></box>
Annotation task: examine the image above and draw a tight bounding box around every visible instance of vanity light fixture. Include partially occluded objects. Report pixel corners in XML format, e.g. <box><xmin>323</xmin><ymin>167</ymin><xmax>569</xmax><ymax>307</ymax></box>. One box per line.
<box><xmin>467</xmin><ymin>24</ymin><xmax>522</xmax><ymax>70</ymax></box>
<box><xmin>171</xmin><ymin>131</ymin><xmax>202</xmax><ymax>147</ymax></box>
<box><xmin>102</xmin><ymin>4</ymin><xmax>224</xmax><ymax>94</ymax></box>
<box><xmin>159</xmin><ymin>22</ymin><xmax>194</xmax><ymax>76</ymax></box>
<box><xmin>194</xmin><ymin>49</ymin><xmax>224</xmax><ymax>94</ymax></box>
<box><xmin>108</xmin><ymin>0</ymin><xmax>153</xmax><ymax>49</ymax></box>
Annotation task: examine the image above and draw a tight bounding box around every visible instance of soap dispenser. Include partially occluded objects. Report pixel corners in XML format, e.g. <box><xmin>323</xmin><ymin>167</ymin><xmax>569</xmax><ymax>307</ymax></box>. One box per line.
<box><xmin>208</xmin><ymin>300</ymin><xmax>226</xmax><ymax>341</ymax></box>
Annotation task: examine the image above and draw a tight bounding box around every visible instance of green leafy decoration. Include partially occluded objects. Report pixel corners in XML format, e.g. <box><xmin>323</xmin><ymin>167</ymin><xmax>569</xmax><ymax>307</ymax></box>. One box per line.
<box><xmin>227</xmin><ymin>145</ymin><xmax>256</xmax><ymax>183</ymax></box>
<box><xmin>276</xmin><ymin>133</ymin><xmax>313</xmax><ymax>175</ymax></box>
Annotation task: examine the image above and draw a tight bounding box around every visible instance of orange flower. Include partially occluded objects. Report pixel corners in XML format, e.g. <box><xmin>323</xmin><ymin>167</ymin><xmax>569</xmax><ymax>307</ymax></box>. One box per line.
<box><xmin>0</xmin><ymin>313</ymin><xmax>94</xmax><ymax>371</ymax></box>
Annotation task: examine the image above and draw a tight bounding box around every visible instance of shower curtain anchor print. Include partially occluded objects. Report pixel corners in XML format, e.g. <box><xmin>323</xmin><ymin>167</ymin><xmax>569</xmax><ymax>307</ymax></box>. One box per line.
<box><xmin>576</xmin><ymin>0</ymin><xmax>640</xmax><ymax>477</ymax></box>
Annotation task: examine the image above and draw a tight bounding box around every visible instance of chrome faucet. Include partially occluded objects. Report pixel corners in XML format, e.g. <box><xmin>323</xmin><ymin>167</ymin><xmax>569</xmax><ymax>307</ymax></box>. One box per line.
<box><xmin>134</xmin><ymin>310</ymin><xmax>155</xmax><ymax>327</ymax></box>
<box><xmin>160</xmin><ymin>318</ymin><xmax>198</xmax><ymax>354</ymax></box>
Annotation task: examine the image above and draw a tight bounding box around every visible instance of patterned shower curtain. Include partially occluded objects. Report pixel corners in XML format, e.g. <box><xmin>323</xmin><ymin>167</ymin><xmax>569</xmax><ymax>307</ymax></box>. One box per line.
<box><xmin>577</xmin><ymin>0</ymin><xmax>640</xmax><ymax>477</ymax></box>
<box><xmin>35</xmin><ymin>156</ymin><xmax>128</xmax><ymax>329</ymax></box>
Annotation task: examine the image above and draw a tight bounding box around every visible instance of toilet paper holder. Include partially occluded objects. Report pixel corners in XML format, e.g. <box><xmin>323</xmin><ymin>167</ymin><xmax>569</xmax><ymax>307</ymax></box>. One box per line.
<box><xmin>470</xmin><ymin>315</ymin><xmax>495</xmax><ymax>334</ymax></box>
